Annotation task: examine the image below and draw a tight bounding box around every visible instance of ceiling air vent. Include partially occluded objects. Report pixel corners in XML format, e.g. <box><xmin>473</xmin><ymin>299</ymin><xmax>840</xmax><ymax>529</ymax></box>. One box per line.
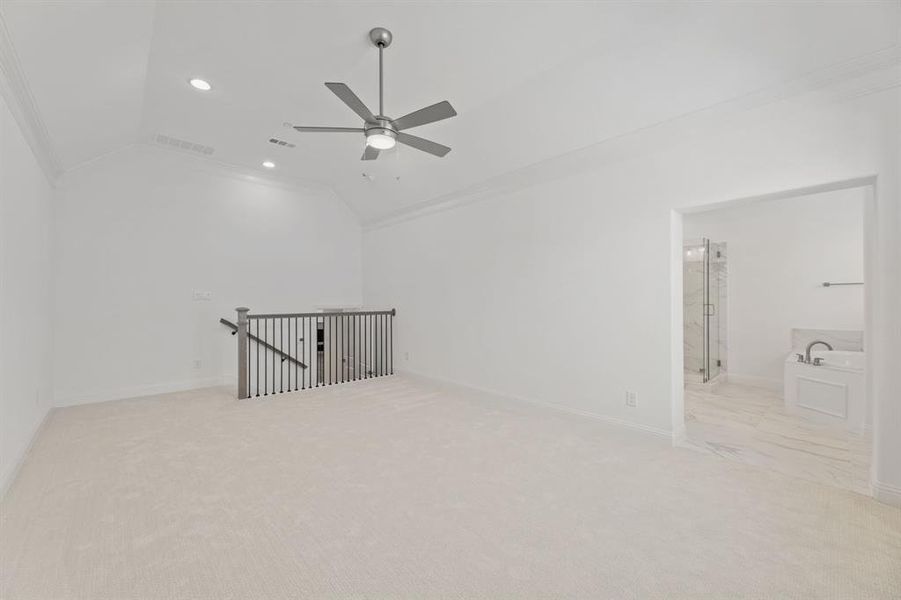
<box><xmin>269</xmin><ymin>137</ymin><xmax>296</xmax><ymax>148</ymax></box>
<box><xmin>154</xmin><ymin>134</ymin><xmax>215</xmax><ymax>156</ymax></box>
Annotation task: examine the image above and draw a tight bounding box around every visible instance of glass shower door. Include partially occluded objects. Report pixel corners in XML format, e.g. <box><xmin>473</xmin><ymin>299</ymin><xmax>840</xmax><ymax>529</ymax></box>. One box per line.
<box><xmin>704</xmin><ymin>239</ymin><xmax>720</xmax><ymax>381</ymax></box>
<box><xmin>684</xmin><ymin>238</ymin><xmax>725</xmax><ymax>383</ymax></box>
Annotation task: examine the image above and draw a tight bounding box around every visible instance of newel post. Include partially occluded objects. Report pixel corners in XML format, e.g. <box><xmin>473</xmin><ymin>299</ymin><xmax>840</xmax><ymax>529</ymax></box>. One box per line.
<box><xmin>236</xmin><ymin>307</ymin><xmax>250</xmax><ymax>399</ymax></box>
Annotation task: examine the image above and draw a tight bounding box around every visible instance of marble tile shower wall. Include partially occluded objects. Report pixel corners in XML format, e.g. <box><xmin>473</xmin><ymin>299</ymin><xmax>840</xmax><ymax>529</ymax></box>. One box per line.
<box><xmin>791</xmin><ymin>328</ymin><xmax>863</xmax><ymax>352</ymax></box>
<box><xmin>684</xmin><ymin>258</ymin><xmax>705</xmax><ymax>382</ymax></box>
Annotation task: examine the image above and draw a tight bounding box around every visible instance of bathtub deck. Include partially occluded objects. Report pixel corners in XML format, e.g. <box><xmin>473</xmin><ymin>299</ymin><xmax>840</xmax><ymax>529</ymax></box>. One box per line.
<box><xmin>682</xmin><ymin>382</ymin><xmax>871</xmax><ymax>495</ymax></box>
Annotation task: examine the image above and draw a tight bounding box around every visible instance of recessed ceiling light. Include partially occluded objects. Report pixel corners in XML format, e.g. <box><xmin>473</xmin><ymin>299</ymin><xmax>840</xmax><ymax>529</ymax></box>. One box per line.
<box><xmin>189</xmin><ymin>78</ymin><xmax>212</xmax><ymax>91</ymax></box>
<box><xmin>262</xmin><ymin>161</ymin><xmax>275</xmax><ymax>169</ymax></box>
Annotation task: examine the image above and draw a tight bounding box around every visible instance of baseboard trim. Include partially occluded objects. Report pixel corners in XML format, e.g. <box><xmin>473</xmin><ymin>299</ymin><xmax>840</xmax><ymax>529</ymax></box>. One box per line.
<box><xmin>725</xmin><ymin>373</ymin><xmax>782</xmax><ymax>392</ymax></box>
<box><xmin>0</xmin><ymin>406</ymin><xmax>53</xmax><ymax>500</ymax></box>
<box><xmin>54</xmin><ymin>376</ymin><xmax>228</xmax><ymax>407</ymax></box>
<box><xmin>398</xmin><ymin>369</ymin><xmax>673</xmax><ymax>441</ymax></box>
<box><xmin>872</xmin><ymin>479</ymin><xmax>901</xmax><ymax>507</ymax></box>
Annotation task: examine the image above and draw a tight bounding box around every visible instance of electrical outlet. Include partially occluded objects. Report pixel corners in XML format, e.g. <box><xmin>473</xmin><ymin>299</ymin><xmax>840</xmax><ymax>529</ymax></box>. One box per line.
<box><xmin>625</xmin><ymin>391</ymin><xmax>638</xmax><ymax>407</ymax></box>
<box><xmin>193</xmin><ymin>359</ymin><xmax>202</xmax><ymax>370</ymax></box>
<box><xmin>404</xmin><ymin>352</ymin><xmax>410</xmax><ymax>361</ymax></box>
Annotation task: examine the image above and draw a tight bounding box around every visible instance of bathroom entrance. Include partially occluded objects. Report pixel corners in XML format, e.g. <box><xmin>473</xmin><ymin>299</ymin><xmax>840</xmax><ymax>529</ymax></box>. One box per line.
<box><xmin>675</xmin><ymin>183</ymin><xmax>872</xmax><ymax>497</ymax></box>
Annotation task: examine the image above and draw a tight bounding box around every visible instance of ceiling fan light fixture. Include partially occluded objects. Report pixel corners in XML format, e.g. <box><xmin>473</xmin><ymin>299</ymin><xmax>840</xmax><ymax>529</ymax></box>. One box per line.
<box><xmin>366</xmin><ymin>130</ymin><xmax>396</xmax><ymax>150</ymax></box>
<box><xmin>189</xmin><ymin>78</ymin><xmax>212</xmax><ymax>91</ymax></box>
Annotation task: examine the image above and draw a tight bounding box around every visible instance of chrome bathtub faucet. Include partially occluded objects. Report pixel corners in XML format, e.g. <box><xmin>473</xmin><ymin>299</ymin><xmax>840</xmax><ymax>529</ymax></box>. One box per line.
<box><xmin>804</xmin><ymin>340</ymin><xmax>833</xmax><ymax>365</ymax></box>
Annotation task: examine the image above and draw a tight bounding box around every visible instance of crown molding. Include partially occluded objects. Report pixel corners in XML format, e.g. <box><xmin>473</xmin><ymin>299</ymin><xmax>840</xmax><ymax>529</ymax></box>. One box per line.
<box><xmin>0</xmin><ymin>11</ymin><xmax>62</xmax><ymax>183</ymax></box>
<box><xmin>364</xmin><ymin>45</ymin><xmax>900</xmax><ymax>232</ymax></box>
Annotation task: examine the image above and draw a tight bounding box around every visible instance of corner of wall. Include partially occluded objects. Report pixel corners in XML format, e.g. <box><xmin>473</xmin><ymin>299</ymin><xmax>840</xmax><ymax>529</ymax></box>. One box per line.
<box><xmin>0</xmin><ymin>406</ymin><xmax>52</xmax><ymax>499</ymax></box>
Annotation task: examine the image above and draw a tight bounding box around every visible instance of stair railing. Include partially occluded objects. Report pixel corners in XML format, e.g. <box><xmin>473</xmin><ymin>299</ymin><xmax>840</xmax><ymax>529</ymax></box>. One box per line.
<box><xmin>232</xmin><ymin>307</ymin><xmax>395</xmax><ymax>399</ymax></box>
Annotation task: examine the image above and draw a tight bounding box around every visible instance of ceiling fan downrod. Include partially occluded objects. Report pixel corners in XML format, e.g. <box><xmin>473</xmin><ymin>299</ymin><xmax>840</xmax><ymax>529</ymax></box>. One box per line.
<box><xmin>369</xmin><ymin>27</ymin><xmax>392</xmax><ymax>117</ymax></box>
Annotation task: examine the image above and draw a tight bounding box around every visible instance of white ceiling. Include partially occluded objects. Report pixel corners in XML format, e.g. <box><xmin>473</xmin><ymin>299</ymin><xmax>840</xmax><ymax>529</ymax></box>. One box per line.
<box><xmin>2</xmin><ymin>1</ymin><xmax>898</xmax><ymax>223</ymax></box>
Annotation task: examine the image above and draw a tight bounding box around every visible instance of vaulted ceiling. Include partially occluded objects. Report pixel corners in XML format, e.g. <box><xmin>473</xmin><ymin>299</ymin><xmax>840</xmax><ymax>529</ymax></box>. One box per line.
<box><xmin>1</xmin><ymin>1</ymin><xmax>898</xmax><ymax>223</ymax></box>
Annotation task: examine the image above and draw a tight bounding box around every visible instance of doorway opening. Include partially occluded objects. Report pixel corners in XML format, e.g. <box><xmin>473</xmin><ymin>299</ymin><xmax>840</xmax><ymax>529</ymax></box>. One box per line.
<box><xmin>674</xmin><ymin>180</ymin><xmax>873</xmax><ymax>496</ymax></box>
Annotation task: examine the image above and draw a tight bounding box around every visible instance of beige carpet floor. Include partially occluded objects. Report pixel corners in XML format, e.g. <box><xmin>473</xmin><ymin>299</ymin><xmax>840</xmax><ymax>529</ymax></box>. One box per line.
<box><xmin>1</xmin><ymin>375</ymin><xmax>899</xmax><ymax>599</ymax></box>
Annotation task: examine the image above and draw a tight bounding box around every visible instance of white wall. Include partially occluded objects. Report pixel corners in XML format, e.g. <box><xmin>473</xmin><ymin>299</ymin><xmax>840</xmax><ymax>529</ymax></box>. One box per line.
<box><xmin>363</xmin><ymin>88</ymin><xmax>901</xmax><ymax>502</ymax></box>
<box><xmin>53</xmin><ymin>144</ymin><xmax>362</xmax><ymax>405</ymax></box>
<box><xmin>684</xmin><ymin>187</ymin><xmax>864</xmax><ymax>386</ymax></box>
<box><xmin>0</xmin><ymin>92</ymin><xmax>54</xmax><ymax>493</ymax></box>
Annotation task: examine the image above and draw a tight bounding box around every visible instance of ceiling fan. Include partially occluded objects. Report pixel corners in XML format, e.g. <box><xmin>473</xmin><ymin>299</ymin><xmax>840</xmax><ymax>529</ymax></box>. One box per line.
<box><xmin>293</xmin><ymin>27</ymin><xmax>457</xmax><ymax>161</ymax></box>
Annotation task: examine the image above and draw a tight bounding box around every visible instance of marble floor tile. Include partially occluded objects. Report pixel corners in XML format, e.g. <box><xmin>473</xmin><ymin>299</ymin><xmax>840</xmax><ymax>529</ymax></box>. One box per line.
<box><xmin>681</xmin><ymin>382</ymin><xmax>872</xmax><ymax>496</ymax></box>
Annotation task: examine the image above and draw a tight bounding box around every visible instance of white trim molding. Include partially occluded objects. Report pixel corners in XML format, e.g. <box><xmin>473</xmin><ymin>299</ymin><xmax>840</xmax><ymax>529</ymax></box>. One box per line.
<box><xmin>0</xmin><ymin>11</ymin><xmax>62</xmax><ymax>183</ymax></box>
<box><xmin>53</xmin><ymin>376</ymin><xmax>229</xmax><ymax>408</ymax></box>
<box><xmin>398</xmin><ymin>369</ymin><xmax>673</xmax><ymax>441</ymax></box>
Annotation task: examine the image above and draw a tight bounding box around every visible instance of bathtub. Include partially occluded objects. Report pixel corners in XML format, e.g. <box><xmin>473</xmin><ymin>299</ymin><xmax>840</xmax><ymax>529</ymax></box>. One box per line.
<box><xmin>783</xmin><ymin>350</ymin><xmax>866</xmax><ymax>432</ymax></box>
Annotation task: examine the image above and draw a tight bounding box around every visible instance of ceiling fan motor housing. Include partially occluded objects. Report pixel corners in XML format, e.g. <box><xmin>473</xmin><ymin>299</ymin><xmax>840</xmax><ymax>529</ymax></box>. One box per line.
<box><xmin>369</xmin><ymin>27</ymin><xmax>393</xmax><ymax>48</ymax></box>
<box><xmin>365</xmin><ymin>118</ymin><xmax>397</xmax><ymax>136</ymax></box>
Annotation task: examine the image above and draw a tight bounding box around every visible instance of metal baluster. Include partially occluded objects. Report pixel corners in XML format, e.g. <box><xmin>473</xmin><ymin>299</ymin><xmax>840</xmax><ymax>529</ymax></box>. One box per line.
<box><xmin>301</xmin><ymin>317</ymin><xmax>306</xmax><ymax>390</ymax></box>
<box><xmin>271</xmin><ymin>318</ymin><xmax>276</xmax><ymax>394</ymax></box>
<box><xmin>326</xmin><ymin>315</ymin><xmax>330</xmax><ymax>385</ymax></box>
<box><xmin>279</xmin><ymin>317</ymin><xmax>284</xmax><ymax>393</ymax></box>
<box><xmin>333</xmin><ymin>315</ymin><xmax>338</xmax><ymax>385</ymax></box>
<box><xmin>288</xmin><ymin>317</ymin><xmax>292</xmax><ymax>391</ymax></box>
<box><xmin>303</xmin><ymin>317</ymin><xmax>308</xmax><ymax>390</ymax></box>
<box><xmin>316</xmin><ymin>317</ymin><xmax>321</xmax><ymax>387</ymax></box>
<box><xmin>307</xmin><ymin>316</ymin><xmax>310</xmax><ymax>389</ymax></box>
<box><xmin>263</xmin><ymin>319</ymin><xmax>268</xmax><ymax>395</ymax></box>
<box><xmin>247</xmin><ymin>320</ymin><xmax>251</xmax><ymax>397</ymax></box>
<box><xmin>330</xmin><ymin>315</ymin><xmax>335</xmax><ymax>385</ymax></box>
<box><xmin>255</xmin><ymin>319</ymin><xmax>260</xmax><ymax>396</ymax></box>
<box><xmin>286</xmin><ymin>318</ymin><xmax>290</xmax><ymax>392</ymax></box>
<box><xmin>390</xmin><ymin>311</ymin><xmax>394</xmax><ymax>375</ymax></box>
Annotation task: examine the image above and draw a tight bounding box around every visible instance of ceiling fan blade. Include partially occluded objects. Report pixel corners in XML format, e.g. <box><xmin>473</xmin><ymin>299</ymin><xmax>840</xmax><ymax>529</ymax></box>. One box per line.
<box><xmin>396</xmin><ymin>132</ymin><xmax>451</xmax><ymax>157</ymax></box>
<box><xmin>393</xmin><ymin>101</ymin><xmax>457</xmax><ymax>131</ymax></box>
<box><xmin>293</xmin><ymin>126</ymin><xmax>364</xmax><ymax>133</ymax></box>
<box><xmin>325</xmin><ymin>82</ymin><xmax>376</xmax><ymax>123</ymax></box>
<box><xmin>361</xmin><ymin>145</ymin><xmax>380</xmax><ymax>161</ymax></box>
